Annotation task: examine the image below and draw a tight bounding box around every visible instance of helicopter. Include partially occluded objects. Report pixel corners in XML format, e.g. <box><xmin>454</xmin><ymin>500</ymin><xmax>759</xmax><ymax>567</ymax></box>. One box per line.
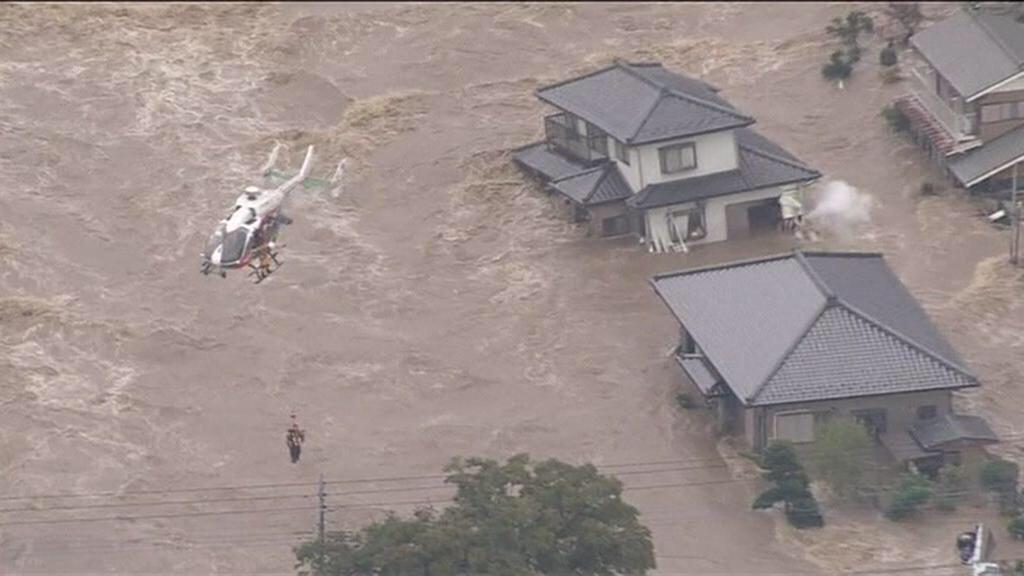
<box><xmin>200</xmin><ymin>143</ymin><xmax>345</xmax><ymax>284</ymax></box>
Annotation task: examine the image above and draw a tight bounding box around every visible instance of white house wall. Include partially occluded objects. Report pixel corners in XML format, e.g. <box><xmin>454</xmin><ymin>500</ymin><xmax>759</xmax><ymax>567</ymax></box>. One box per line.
<box><xmin>637</xmin><ymin>130</ymin><xmax>739</xmax><ymax>186</ymax></box>
<box><xmin>607</xmin><ymin>135</ymin><xmax>643</xmax><ymax>191</ymax></box>
<box><xmin>644</xmin><ymin>184</ymin><xmax>798</xmax><ymax>249</ymax></box>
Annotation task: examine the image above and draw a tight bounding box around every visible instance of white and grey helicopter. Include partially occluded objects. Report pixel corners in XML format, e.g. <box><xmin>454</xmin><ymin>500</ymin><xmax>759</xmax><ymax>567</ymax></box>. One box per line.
<box><xmin>200</xmin><ymin>143</ymin><xmax>345</xmax><ymax>283</ymax></box>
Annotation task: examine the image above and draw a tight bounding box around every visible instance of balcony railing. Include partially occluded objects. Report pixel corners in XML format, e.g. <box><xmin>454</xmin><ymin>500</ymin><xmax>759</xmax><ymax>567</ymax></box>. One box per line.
<box><xmin>907</xmin><ymin>66</ymin><xmax>978</xmax><ymax>141</ymax></box>
<box><xmin>544</xmin><ymin>113</ymin><xmax>608</xmax><ymax>164</ymax></box>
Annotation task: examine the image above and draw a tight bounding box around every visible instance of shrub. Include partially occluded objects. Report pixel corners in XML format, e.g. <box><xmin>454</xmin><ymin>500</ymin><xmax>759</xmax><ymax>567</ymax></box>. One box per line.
<box><xmin>981</xmin><ymin>458</ymin><xmax>1020</xmax><ymax>515</ymax></box>
<box><xmin>881</xmin><ymin>105</ymin><xmax>911</xmax><ymax>133</ymax></box>
<box><xmin>752</xmin><ymin>441</ymin><xmax>824</xmax><ymax>529</ymax></box>
<box><xmin>886</xmin><ymin>473</ymin><xmax>932</xmax><ymax>520</ymax></box>
<box><xmin>880</xmin><ymin>42</ymin><xmax>898</xmax><ymax>67</ymax></box>
<box><xmin>1009</xmin><ymin>516</ymin><xmax>1024</xmax><ymax>540</ymax></box>
<box><xmin>822</xmin><ymin>51</ymin><xmax>854</xmax><ymax>81</ymax></box>
<box><xmin>935</xmin><ymin>465</ymin><xmax>966</xmax><ymax>512</ymax></box>
<box><xmin>920</xmin><ymin>182</ymin><xmax>938</xmax><ymax>196</ymax></box>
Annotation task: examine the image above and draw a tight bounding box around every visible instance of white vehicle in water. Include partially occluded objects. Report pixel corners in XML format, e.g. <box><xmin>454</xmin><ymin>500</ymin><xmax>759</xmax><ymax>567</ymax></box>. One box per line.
<box><xmin>200</xmin><ymin>144</ymin><xmax>316</xmax><ymax>283</ymax></box>
<box><xmin>958</xmin><ymin>524</ymin><xmax>1004</xmax><ymax>576</ymax></box>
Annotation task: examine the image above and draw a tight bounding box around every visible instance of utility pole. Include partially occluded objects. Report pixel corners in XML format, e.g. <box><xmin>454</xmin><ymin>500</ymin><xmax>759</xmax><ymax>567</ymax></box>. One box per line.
<box><xmin>318</xmin><ymin>473</ymin><xmax>326</xmax><ymax>545</ymax></box>
<box><xmin>1012</xmin><ymin>163</ymin><xmax>1020</xmax><ymax>266</ymax></box>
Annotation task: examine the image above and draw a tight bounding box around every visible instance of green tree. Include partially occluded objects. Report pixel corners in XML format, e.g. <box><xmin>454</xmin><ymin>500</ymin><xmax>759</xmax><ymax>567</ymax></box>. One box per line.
<box><xmin>880</xmin><ymin>41</ymin><xmax>898</xmax><ymax>67</ymax></box>
<box><xmin>1008</xmin><ymin>515</ymin><xmax>1024</xmax><ymax>540</ymax></box>
<box><xmin>935</xmin><ymin>465</ymin><xmax>966</xmax><ymax>512</ymax></box>
<box><xmin>826</xmin><ymin>11</ymin><xmax>875</xmax><ymax>47</ymax></box>
<box><xmin>295</xmin><ymin>454</ymin><xmax>656</xmax><ymax>576</ymax></box>
<box><xmin>886</xmin><ymin>473</ymin><xmax>932</xmax><ymax>520</ymax></box>
<box><xmin>883</xmin><ymin>2</ymin><xmax>923</xmax><ymax>45</ymax></box>
<box><xmin>752</xmin><ymin>441</ymin><xmax>824</xmax><ymax>528</ymax></box>
<box><xmin>812</xmin><ymin>419</ymin><xmax>872</xmax><ymax>500</ymax></box>
<box><xmin>881</xmin><ymin>105</ymin><xmax>911</xmax><ymax>133</ymax></box>
<box><xmin>980</xmin><ymin>458</ymin><xmax>1020</xmax><ymax>515</ymax></box>
<box><xmin>822</xmin><ymin>50</ymin><xmax>854</xmax><ymax>81</ymax></box>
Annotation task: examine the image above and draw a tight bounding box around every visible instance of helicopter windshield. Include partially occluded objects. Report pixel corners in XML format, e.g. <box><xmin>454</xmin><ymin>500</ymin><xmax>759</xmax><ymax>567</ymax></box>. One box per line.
<box><xmin>219</xmin><ymin>228</ymin><xmax>251</xmax><ymax>265</ymax></box>
<box><xmin>203</xmin><ymin>223</ymin><xmax>226</xmax><ymax>261</ymax></box>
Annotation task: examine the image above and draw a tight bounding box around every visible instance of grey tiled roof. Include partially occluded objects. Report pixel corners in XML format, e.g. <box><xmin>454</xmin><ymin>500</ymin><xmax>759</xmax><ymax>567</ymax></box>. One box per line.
<box><xmin>911</xmin><ymin>8</ymin><xmax>1024</xmax><ymax>99</ymax></box>
<box><xmin>548</xmin><ymin>162</ymin><xmax>633</xmax><ymax>205</ymax></box>
<box><xmin>628</xmin><ymin>129</ymin><xmax>820</xmax><ymax>209</ymax></box>
<box><xmin>512</xmin><ymin>141</ymin><xmax>590</xmax><ymax>182</ymax></box>
<box><xmin>910</xmin><ymin>414</ymin><xmax>999</xmax><ymax>450</ymax></box>
<box><xmin>536</xmin><ymin>61</ymin><xmax>753</xmax><ymax>144</ymax></box>
<box><xmin>650</xmin><ymin>252</ymin><xmax>978</xmax><ymax>406</ymax></box>
<box><xmin>755</xmin><ymin>305</ymin><xmax>976</xmax><ymax>404</ymax></box>
<box><xmin>948</xmin><ymin>123</ymin><xmax>1024</xmax><ymax>187</ymax></box>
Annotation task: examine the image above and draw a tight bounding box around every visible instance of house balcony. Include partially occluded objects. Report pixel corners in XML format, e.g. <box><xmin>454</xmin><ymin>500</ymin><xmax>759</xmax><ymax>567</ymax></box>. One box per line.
<box><xmin>544</xmin><ymin>113</ymin><xmax>608</xmax><ymax>165</ymax></box>
<box><xmin>901</xmin><ymin>65</ymin><xmax>980</xmax><ymax>147</ymax></box>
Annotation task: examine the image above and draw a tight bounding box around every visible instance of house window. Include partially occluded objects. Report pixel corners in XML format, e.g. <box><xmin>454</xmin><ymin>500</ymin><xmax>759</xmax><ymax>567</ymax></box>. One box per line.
<box><xmin>680</xmin><ymin>327</ymin><xmax>697</xmax><ymax>354</ymax></box>
<box><xmin>601</xmin><ymin>214</ymin><xmax>631</xmax><ymax>237</ymax></box>
<box><xmin>774</xmin><ymin>411</ymin><xmax>815</xmax><ymax>443</ymax></box>
<box><xmin>614</xmin><ymin>140</ymin><xmax>630</xmax><ymax>165</ymax></box>
<box><xmin>917</xmin><ymin>405</ymin><xmax>937</xmax><ymax>420</ymax></box>
<box><xmin>980</xmin><ymin>102</ymin><xmax>1024</xmax><ymax>123</ymax></box>
<box><xmin>667</xmin><ymin>207</ymin><xmax>707</xmax><ymax>243</ymax></box>
<box><xmin>659</xmin><ymin>142</ymin><xmax>697</xmax><ymax>174</ymax></box>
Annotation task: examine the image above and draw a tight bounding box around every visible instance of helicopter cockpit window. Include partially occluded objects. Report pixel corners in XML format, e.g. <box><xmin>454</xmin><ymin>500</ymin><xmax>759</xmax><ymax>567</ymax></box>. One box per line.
<box><xmin>220</xmin><ymin>228</ymin><xmax>251</xmax><ymax>265</ymax></box>
<box><xmin>203</xmin><ymin>223</ymin><xmax>227</xmax><ymax>260</ymax></box>
<box><xmin>244</xmin><ymin>208</ymin><xmax>257</xmax><ymax>225</ymax></box>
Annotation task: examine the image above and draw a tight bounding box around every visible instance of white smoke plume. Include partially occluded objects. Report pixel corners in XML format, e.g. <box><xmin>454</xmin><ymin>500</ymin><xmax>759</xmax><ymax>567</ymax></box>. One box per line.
<box><xmin>806</xmin><ymin>180</ymin><xmax>874</xmax><ymax>240</ymax></box>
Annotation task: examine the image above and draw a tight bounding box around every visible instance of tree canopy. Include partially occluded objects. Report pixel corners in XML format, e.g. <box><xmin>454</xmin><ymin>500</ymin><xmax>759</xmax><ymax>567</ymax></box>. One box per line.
<box><xmin>295</xmin><ymin>454</ymin><xmax>656</xmax><ymax>576</ymax></box>
<box><xmin>812</xmin><ymin>418</ymin><xmax>872</xmax><ymax>500</ymax></box>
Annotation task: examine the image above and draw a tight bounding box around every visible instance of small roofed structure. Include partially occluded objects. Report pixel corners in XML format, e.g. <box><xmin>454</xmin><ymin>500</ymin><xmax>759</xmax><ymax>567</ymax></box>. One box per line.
<box><xmin>911</xmin><ymin>414</ymin><xmax>999</xmax><ymax>452</ymax></box>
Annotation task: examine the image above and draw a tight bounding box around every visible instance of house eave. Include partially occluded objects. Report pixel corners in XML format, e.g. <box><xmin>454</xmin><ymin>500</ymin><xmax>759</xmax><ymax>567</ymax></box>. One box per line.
<box><xmin>628</xmin><ymin>172</ymin><xmax>821</xmax><ymax>211</ymax></box>
<box><xmin>746</xmin><ymin>380</ymin><xmax>980</xmax><ymax>408</ymax></box>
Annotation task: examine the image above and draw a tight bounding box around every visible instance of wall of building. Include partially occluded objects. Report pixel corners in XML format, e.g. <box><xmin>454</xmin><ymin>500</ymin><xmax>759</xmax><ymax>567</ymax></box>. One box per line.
<box><xmin>636</xmin><ymin>130</ymin><xmax>739</xmax><ymax>186</ymax></box>
<box><xmin>642</xmin><ymin>183</ymin><xmax>799</xmax><ymax>249</ymax></box>
<box><xmin>607</xmin><ymin>135</ymin><xmax>643</xmax><ymax>192</ymax></box>
<box><xmin>742</xmin><ymin>389</ymin><xmax>954</xmax><ymax>449</ymax></box>
<box><xmin>977</xmin><ymin>89</ymin><xmax>1024</xmax><ymax>141</ymax></box>
<box><xmin>585</xmin><ymin>201</ymin><xmax>630</xmax><ymax>237</ymax></box>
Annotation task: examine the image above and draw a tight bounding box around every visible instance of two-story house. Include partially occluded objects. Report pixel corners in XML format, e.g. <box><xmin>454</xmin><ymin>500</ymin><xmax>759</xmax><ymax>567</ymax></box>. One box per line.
<box><xmin>513</xmin><ymin>60</ymin><xmax>821</xmax><ymax>252</ymax></box>
<box><xmin>896</xmin><ymin>5</ymin><xmax>1024</xmax><ymax>193</ymax></box>
<box><xmin>650</xmin><ymin>250</ymin><xmax>998</xmax><ymax>473</ymax></box>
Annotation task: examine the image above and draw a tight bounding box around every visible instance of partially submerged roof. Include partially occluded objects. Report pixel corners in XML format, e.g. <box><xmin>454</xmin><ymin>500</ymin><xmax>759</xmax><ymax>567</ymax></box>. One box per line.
<box><xmin>628</xmin><ymin>128</ymin><xmax>820</xmax><ymax>209</ymax></box>
<box><xmin>536</xmin><ymin>61</ymin><xmax>754</xmax><ymax>144</ymax></box>
<box><xmin>911</xmin><ymin>8</ymin><xmax>1024</xmax><ymax>101</ymax></box>
<box><xmin>512</xmin><ymin>141</ymin><xmax>591</xmax><ymax>182</ymax></box>
<box><xmin>548</xmin><ymin>162</ymin><xmax>632</xmax><ymax>205</ymax></box>
<box><xmin>650</xmin><ymin>252</ymin><xmax>978</xmax><ymax>406</ymax></box>
<box><xmin>678</xmin><ymin>355</ymin><xmax>721</xmax><ymax>397</ymax></box>
<box><xmin>948</xmin><ymin>123</ymin><xmax>1024</xmax><ymax>187</ymax></box>
<box><xmin>910</xmin><ymin>414</ymin><xmax>999</xmax><ymax>450</ymax></box>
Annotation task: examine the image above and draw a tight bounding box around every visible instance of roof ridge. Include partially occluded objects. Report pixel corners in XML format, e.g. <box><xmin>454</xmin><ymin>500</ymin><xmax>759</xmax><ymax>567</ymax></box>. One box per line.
<box><xmin>793</xmin><ymin>251</ymin><xmax>835</xmax><ymax>299</ymax></box>
<box><xmin>617</xmin><ymin>61</ymin><xmax>753</xmax><ymax>141</ymax></box>
<box><xmin>836</xmin><ymin>300</ymin><xmax>978</xmax><ymax>381</ymax></box>
<box><xmin>748</xmin><ymin>297</ymin><xmax>830</xmax><ymax>403</ymax></box>
<box><xmin>583</xmin><ymin>163</ymin><xmax>613</xmax><ymax>203</ymax></box>
<box><xmin>969</xmin><ymin>7</ymin><xmax>1022</xmax><ymax>66</ymax></box>
<box><xmin>535</xmin><ymin>63</ymin><xmax>620</xmax><ymax>95</ymax></box>
<box><xmin>549</xmin><ymin>164</ymin><xmax>606</xmax><ymax>184</ymax></box>
<box><xmin>650</xmin><ymin>251</ymin><xmax>799</xmax><ymax>282</ymax></box>
<box><xmin>738</xmin><ymin>142</ymin><xmax>820</xmax><ymax>176</ymax></box>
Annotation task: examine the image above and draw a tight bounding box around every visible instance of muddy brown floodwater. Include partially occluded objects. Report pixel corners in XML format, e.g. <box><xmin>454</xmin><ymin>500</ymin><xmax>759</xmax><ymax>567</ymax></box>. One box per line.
<box><xmin>2</xmin><ymin>2</ymin><xmax>1023</xmax><ymax>575</ymax></box>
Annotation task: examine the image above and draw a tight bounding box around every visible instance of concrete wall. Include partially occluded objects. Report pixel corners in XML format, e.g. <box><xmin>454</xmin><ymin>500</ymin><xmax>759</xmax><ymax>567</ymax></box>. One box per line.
<box><xmin>643</xmin><ymin>183</ymin><xmax>799</xmax><ymax>249</ymax></box>
<box><xmin>607</xmin><ymin>135</ymin><xmax>643</xmax><ymax>191</ymax></box>
<box><xmin>743</xmin><ymin>389</ymin><xmax>953</xmax><ymax>449</ymax></box>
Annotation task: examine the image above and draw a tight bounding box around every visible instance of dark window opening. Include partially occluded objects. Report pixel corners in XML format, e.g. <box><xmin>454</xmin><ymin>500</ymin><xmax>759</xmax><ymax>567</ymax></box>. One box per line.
<box><xmin>667</xmin><ymin>207</ymin><xmax>707</xmax><ymax>243</ymax></box>
<box><xmin>614</xmin><ymin>140</ymin><xmax>630</xmax><ymax>165</ymax></box>
<box><xmin>852</xmin><ymin>408</ymin><xmax>888</xmax><ymax>439</ymax></box>
<box><xmin>601</xmin><ymin>214</ymin><xmax>631</xmax><ymax>237</ymax></box>
<box><xmin>917</xmin><ymin>405</ymin><xmax>937</xmax><ymax>420</ymax></box>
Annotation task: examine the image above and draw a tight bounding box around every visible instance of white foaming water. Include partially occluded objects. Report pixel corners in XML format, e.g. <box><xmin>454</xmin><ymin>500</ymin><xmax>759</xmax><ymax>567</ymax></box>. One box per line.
<box><xmin>806</xmin><ymin>180</ymin><xmax>874</xmax><ymax>240</ymax></box>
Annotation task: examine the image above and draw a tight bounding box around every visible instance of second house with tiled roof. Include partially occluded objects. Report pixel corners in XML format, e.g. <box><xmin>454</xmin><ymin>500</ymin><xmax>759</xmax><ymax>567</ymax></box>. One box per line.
<box><xmin>513</xmin><ymin>60</ymin><xmax>821</xmax><ymax>252</ymax></box>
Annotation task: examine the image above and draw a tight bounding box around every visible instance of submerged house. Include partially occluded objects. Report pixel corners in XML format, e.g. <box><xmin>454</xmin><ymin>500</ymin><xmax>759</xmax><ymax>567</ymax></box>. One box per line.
<box><xmin>650</xmin><ymin>251</ymin><xmax>998</xmax><ymax>472</ymax></box>
<box><xmin>513</xmin><ymin>60</ymin><xmax>821</xmax><ymax>252</ymax></box>
<box><xmin>896</xmin><ymin>5</ymin><xmax>1024</xmax><ymax>194</ymax></box>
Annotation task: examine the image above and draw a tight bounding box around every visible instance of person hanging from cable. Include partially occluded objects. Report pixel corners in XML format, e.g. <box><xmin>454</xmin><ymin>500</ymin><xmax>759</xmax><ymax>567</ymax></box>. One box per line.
<box><xmin>286</xmin><ymin>414</ymin><xmax>306</xmax><ymax>464</ymax></box>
